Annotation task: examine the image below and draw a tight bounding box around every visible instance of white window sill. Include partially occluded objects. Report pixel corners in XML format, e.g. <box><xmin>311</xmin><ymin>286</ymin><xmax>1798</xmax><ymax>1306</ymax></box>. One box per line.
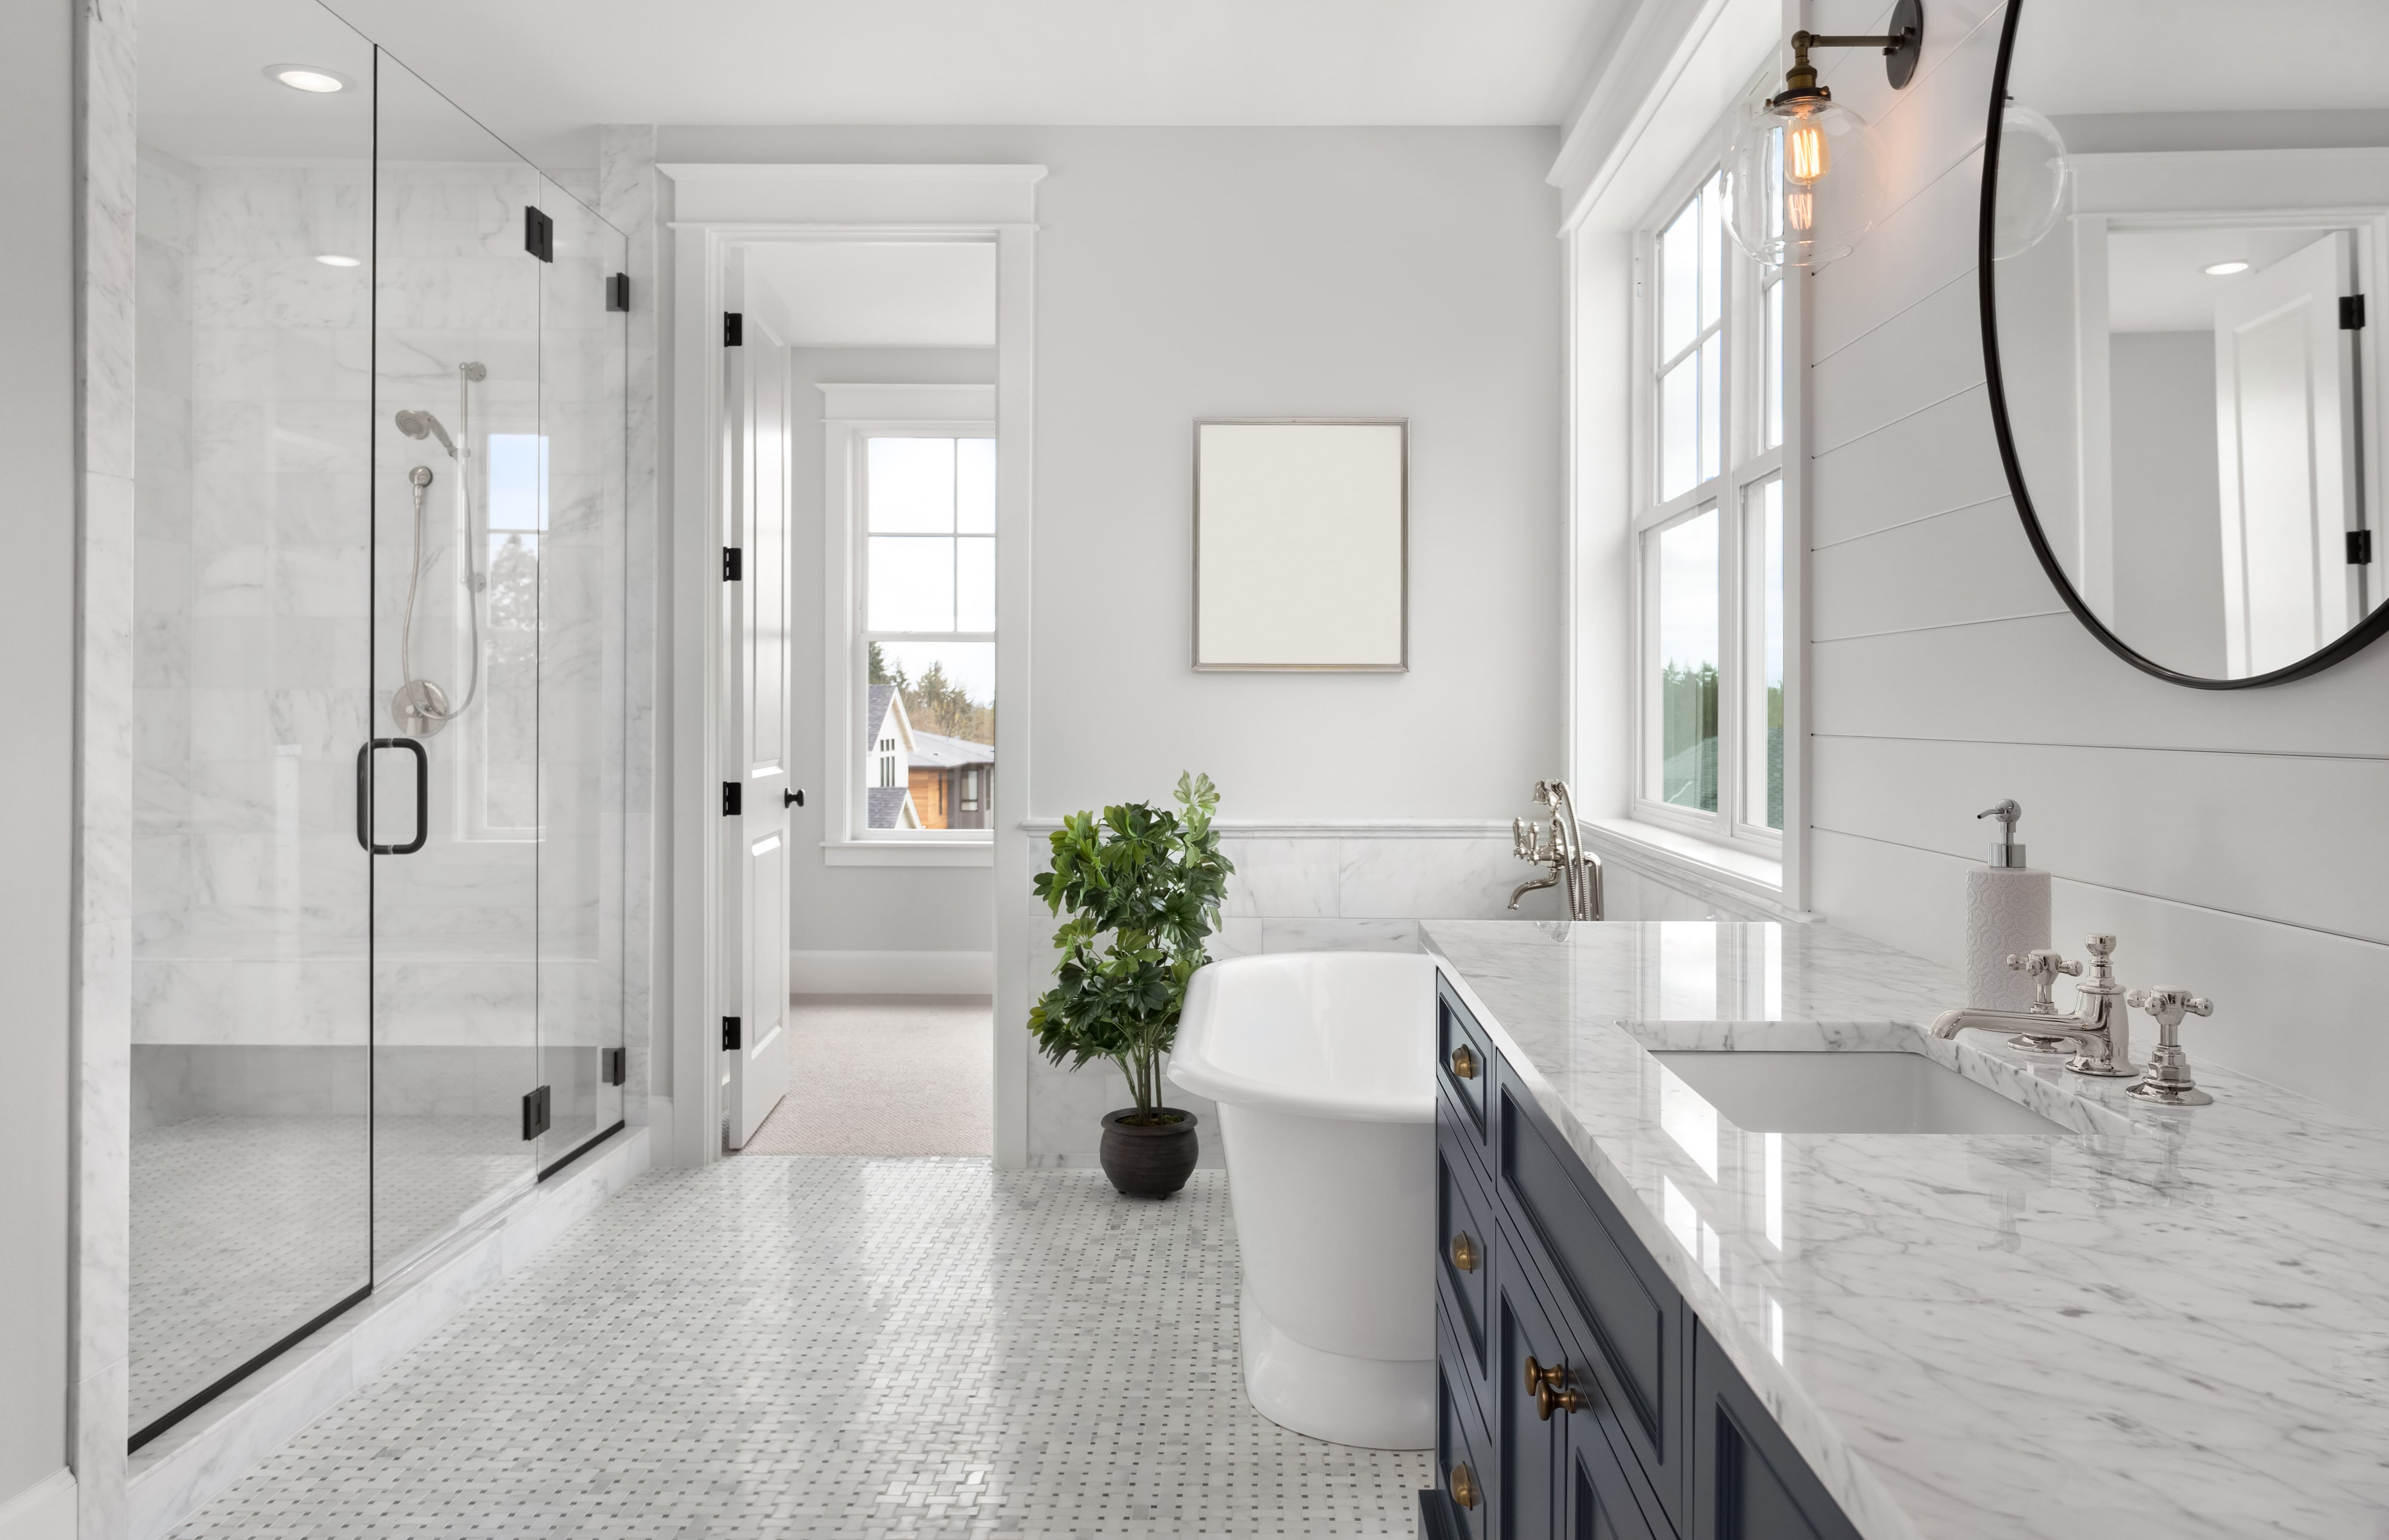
<box><xmin>1580</xmin><ymin>816</ymin><xmax>1793</xmax><ymax>914</ymax></box>
<box><xmin>822</xmin><ymin>841</ymin><xmax>993</xmax><ymax>868</ymax></box>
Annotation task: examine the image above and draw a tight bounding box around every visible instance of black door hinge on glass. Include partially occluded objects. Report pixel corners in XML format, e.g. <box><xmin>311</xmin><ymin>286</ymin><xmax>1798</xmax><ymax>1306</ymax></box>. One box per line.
<box><xmin>604</xmin><ymin>1047</ymin><xmax>627</xmax><ymax>1087</ymax></box>
<box><xmin>521</xmin><ymin>1084</ymin><xmax>552</xmax><ymax>1140</ymax></box>
<box><xmin>524</xmin><ymin>205</ymin><xmax>554</xmax><ymax>262</ymax></box>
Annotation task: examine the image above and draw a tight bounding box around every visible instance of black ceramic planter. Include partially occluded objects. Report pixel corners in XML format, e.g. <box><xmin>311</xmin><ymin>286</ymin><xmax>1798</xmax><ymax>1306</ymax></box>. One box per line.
<box><xmin>1098</xmin><ymin>1108</ymin><xmax>1199</xmax><ymax>1198</ymax></box>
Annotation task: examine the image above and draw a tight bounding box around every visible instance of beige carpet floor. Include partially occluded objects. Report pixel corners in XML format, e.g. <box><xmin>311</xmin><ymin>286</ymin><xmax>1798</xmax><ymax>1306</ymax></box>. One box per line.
<box><xmin>738</xmin><ymin>994</ymin><xmax>993</xmax><ymax>1157</ymax></box>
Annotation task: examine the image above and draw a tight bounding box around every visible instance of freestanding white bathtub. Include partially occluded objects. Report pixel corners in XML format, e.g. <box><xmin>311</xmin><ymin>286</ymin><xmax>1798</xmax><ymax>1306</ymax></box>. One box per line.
<box><xmin>1170</xmin><ymin>951</ymin><xmax>1437</xmax><ymax>1449</ymax></box>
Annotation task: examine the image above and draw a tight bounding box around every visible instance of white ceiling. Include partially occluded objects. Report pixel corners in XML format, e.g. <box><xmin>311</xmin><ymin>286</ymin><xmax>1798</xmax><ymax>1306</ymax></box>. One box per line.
<box><xmin>2011</xmin><ymin>0</ymin><xmax>2389</xmax><ymax>116</ymax></box>
<box><xmin>745</xmin><ymin>243</ymin><xmax>996</xmax><ymax>349</ymax></box>
<box><xmin>315</xmin><ymin>0</ymin><xmax>1622</xmax><ymax>167</ymax></box>
<box><xmin>2106</xmin><ymin>226</ymin><xmax>2338</xmax><ymax>333</ymax></box>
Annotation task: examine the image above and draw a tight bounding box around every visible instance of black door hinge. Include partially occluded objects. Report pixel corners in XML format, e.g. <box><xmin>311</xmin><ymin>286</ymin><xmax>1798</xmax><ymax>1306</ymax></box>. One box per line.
<box><xmin>2343</xmin><ymin>294</ymin><xmax>2367</xmax><ymax>330</ymax></box>
<box><xmin>604</xmin><ymin>1047</ymin><xmax>627</xmax><ymax>1086</ymax></box>
<box><xmin>525</xmin><ymin>205</ymin><xmax>554</xmax><ymax>263</ymax></box>
<box><xmin>2350</xmin><ymin>530</ymin><xmax>2374</xmax><ymax>565</ymax></box>
<box><xmin>722</xmin><ymin>1017</ymin><xmax>742</xmax><ymax>1052</ymax></box>
<box><xmin>723</xmin><ymin>546</ymin><xmax>743</xmax><ymax>581</ymax></box>
<box><xmin>722</xmin><ymin>780</ymin><xmax>742</xmax><ymax>816</ymax></box>
<box><xmin>521</xmin><ymin>1084</ymin><xmax>552</xmax><ymax>1140</ymax></box>
<box><xmin>724</xmin><ymin>311</ymin><xmax>744</xmax><ymax>346</ymax></box>
<box><xmin>606</xmin><ymin>272</ymin><xmax>630</xmax><ymax>312</ymax></box>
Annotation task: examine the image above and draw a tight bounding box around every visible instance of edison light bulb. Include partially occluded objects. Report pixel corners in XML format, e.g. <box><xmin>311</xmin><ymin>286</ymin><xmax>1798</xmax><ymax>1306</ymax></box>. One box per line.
<box><xmin>1785</xmin><ymin>119</ymin><xmax>1829</xmax><ymax>186</ymax></box>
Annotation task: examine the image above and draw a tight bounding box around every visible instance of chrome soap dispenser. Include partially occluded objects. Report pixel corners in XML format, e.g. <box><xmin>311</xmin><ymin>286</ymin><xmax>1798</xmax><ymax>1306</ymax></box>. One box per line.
<box><xmin>1966</xmin><ymin>800</ymin><xmax>2051</xmax><ymax>1015</ymax></box>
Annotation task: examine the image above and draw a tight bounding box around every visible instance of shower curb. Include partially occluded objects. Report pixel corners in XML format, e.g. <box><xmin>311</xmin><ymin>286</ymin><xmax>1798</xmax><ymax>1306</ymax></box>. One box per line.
<box><xmin>125</xmin><ymin>1127</ymin><xmax>649</xmax><ymax>1540</ymax></box>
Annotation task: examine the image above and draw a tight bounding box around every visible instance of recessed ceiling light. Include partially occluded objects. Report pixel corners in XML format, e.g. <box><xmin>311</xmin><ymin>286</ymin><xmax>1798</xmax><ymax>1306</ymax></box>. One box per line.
<box><xmin>2204</xmin><ymin>260</ymin><xmax>2251</xmax><ymax>276</ymax></box>
<box><xmin>266</xmin><ymin>64</ymin><xmax>350</xmax><ymax>94</ymax></box>
<box><xmin>315</xmin><ymin>253</ymin><xmax>361</xmax><ymax>268</ymax></box>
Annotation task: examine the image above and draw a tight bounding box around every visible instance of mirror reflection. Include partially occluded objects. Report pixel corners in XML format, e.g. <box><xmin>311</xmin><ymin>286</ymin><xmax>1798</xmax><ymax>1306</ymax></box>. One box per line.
<box><xmin>1988</xmin><ymin>0</ymin><xmax>2389</xmax><ymax>680</ymax></box>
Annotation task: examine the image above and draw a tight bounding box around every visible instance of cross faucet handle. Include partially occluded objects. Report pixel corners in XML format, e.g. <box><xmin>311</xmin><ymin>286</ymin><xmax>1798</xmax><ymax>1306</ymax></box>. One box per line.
<box><xmin>2006</xmin><ymin>948</ymin><xmax>2081</xmax><ymax>1014</ymax></box>
<box><xmin>2125</xmin><ymin>988</ymin><xmax>2213</xmax><ymax>1033</ymax></box>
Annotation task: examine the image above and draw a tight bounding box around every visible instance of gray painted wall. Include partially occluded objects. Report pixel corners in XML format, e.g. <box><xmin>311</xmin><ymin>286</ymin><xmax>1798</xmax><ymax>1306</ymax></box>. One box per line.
<box><xmin>0</xmin><ymin>0</ymin><xmax>78</xmax><ymax>1503</ymax></box>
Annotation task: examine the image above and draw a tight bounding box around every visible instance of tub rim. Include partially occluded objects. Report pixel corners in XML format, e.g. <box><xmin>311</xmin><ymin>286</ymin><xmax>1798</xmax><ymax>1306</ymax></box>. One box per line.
<box><xmin>1167</xmin><ymin>952</ymin><xmax>1435</xmax><ymax>1125</ymax></box>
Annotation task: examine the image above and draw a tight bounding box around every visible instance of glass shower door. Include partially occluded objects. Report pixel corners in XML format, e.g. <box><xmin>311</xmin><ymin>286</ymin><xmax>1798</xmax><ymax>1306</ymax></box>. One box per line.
<box><xmin>126</xmin><ymin>0</ymin><xmax>377</xmax><ymax>1446</ymax></box>
<box><xmin>535</xmin><ymin>181</ymin><xmax>630</xmax><ymax>1170</ymax></box>
<box><xmin>369</xmin><ymin>53</ymin><xmax>542</xmax><ymax>1273</ymax></box>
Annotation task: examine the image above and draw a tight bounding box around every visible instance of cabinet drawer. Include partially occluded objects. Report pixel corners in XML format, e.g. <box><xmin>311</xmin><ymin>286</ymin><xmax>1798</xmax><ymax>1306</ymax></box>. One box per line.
<box><xmin>1436</xmin><ymin>1124</ymin><xmax>1498</xmax><ymax>1409</ymax></box>
<box><xmin>1436</xmin><ymin>1304</ymin><xmax>1495</xmax><ymax>1540</ymax></box>
<box><xmin>1497</xmin><ymin>1066</ymin><xmax>1690</xmax><ymax>1532</ymax></box>
<box><xmin>1436</xmin><ymin>973</ymin><xmax>1493</xmax><ymax>1146</ymax></box>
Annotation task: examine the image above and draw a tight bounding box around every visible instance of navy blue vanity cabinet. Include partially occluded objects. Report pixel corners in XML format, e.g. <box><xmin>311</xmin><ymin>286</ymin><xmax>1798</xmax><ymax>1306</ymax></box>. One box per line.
<box><xmin>1421</xmin><ymin>995</ymin><xmax>1860</xmax><ymax>1540</ymax></box>
<box><xmin>1494</xmin><ymin>1057</ymin><xmax>1691</xmax><ymax>1536</ymax></box>
<box><xmin>1690</xmin><ymin>1323</ymin><xmax>1863</xmax><ymax>1540</ymax></box>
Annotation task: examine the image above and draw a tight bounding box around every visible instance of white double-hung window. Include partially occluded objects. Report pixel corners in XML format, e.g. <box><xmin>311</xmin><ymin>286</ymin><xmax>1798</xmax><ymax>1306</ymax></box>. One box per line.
<box><xmin>821</xmin><ymin>383</ymin><xmax>997</xmax><ymax>862</ymax></box>
<box><xmin>1634</xmin><ymin>139</ymin><xmax>1787</xmax><ymax>852</ymax></box>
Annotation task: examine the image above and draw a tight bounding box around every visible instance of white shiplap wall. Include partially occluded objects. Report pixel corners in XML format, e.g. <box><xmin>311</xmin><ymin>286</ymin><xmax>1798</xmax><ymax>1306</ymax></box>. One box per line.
<box><xmin>1803</xmin><ymin>0</ymin><xmax>2389</xmax><ymax>1123</ymax></box>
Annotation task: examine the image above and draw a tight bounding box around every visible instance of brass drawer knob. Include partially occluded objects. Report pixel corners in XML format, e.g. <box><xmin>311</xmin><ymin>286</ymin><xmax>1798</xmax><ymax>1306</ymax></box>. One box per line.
<box><xmin>1524</xmin><ymin>1355</ymin><xmax>1589</xmax><ymax>1420</ymax></box>
<box><xmin>1450</xmin><ymin>1459</ymin><xmax>1479</xmax><ymax>1510</ymax></box>
<box><xmin>1449</xmin><ymin>1044</ymin><xmax>1479</xmax><ymax>1080</ymax></box>
<box><xmin>1449</xmin><ymin>1231</ymin><xmax>1479</xmax><ymax>1272</ymax></box>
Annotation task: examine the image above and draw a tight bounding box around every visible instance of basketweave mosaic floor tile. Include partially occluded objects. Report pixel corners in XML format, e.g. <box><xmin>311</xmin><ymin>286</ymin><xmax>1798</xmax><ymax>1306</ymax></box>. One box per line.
<box><xmin>170</xmin><ymin>1160</ymin><xmax>1430</xmax><ymax>1538</ymax></box>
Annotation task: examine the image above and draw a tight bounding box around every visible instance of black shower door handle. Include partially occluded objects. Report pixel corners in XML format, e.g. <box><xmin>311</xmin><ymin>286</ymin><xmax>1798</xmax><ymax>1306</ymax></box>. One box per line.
<box><xmin>356</xmin><ymin>737</ymin><xmax>429</xmax><ymax>854</ymax></box>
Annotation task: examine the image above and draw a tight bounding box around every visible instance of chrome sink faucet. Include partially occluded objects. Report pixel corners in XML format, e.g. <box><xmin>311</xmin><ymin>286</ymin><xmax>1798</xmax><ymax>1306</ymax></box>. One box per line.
<box><xmin>1510</xmin><ymin>780</ymin><xmax>1603</xmax><ymax>921</ymax></box>
<box><xmin>1930</xmin><ymin>933</ymin><xmax>2136</xmax><ymax>1078</ymax></box>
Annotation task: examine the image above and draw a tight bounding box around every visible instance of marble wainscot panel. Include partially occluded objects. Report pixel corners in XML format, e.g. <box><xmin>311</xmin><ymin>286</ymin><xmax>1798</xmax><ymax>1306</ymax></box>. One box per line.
<box><xmin>1424</xmin><ymin>918</ymin><xmax>2389</xmax><ymax>1540</ymax></box>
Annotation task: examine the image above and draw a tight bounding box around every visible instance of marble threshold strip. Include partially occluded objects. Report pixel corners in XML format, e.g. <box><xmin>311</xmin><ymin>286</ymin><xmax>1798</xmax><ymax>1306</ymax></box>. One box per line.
<box><xmin>124</xmin><ymin>1128</ymin><xmax>650</xmax><ymax>1540</ymax></box>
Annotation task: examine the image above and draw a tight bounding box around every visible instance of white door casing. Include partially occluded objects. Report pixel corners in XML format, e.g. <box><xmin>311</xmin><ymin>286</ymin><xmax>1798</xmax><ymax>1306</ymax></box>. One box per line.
<box><xmin>2214</xmin><ymin>229</ymin><xmax>2359</xmax><ymax>678</ymax></box>
<box><xmin>723</xmin><ymin>303</ymin><xmax>793</xmax><ymax>1149</ymax></box>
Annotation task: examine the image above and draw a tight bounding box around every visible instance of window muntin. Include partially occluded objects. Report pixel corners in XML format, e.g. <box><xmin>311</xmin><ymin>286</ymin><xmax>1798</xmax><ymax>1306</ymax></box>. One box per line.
<box><xmin>1635</xmin><ymin>139</ymin><xmax>1789</xmax><ymax>853</ymax></box>
<box><xmin>855</xmin><ymin>432</ymin><xmax>996</xmax><ymax>839</ymax></box>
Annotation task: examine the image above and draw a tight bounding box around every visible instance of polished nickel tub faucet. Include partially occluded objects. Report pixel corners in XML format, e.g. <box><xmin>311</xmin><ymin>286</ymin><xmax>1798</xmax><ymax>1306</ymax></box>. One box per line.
<box><xmin>1509</xmin><ymin>780</ymin><xmax>1603</xmax><ymax>921</ymax></box>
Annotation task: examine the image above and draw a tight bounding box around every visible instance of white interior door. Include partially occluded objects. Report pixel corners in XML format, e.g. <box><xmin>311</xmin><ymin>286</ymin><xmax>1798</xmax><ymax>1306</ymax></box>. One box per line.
<box><xmin>2214</xmin><ymin>230</ymin><xmax>2359</xmax><ymax>677</ymax></box>
<box><xmin>723</xmin><ymin>315</ymin><xmax>793</xmax><ymax>1149</ymax></box>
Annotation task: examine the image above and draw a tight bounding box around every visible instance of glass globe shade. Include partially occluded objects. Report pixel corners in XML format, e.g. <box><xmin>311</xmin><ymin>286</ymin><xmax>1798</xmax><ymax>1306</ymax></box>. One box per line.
<box><xmin>1990</xmin><ymin>104</ymin><xmax>2071</xmax><ymax>260</ymax></box>
<box><xmin>1722</xmin><ymin>91</ymin><xmax>1885</xmax><ymax>269</ymax></box>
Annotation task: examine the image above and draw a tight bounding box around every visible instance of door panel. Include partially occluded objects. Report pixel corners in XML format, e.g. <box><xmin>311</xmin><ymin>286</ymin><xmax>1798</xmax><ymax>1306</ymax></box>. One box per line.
<box><xmin>723</xmin><ymin>305</ymin><xmax>793</xmax><ymax>1148</ymax></box>
<box><xmin>2214</xmin><ymin>229</ymin><xmax>2358</xmax><ymax>677</ymax></box>
<box><xmin>1498</xmin><ymin>1229</ymin><xmax>1568</xmax><ymax>1540</ymax></box>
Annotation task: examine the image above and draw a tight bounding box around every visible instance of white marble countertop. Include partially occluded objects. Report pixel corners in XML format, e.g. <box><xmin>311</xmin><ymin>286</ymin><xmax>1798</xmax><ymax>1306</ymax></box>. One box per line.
<box><xmin>1421</xmin><ymin>919</ymin><xmax>2389</xmax><ymax>1540</ymax></box>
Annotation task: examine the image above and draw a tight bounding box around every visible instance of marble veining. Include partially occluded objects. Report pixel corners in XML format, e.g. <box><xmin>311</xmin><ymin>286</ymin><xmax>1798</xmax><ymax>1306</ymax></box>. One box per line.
<box><xmin>1423</xmin><ymin>919</ymin><xmax>2389</xmax><ymax>1540</ymax></box>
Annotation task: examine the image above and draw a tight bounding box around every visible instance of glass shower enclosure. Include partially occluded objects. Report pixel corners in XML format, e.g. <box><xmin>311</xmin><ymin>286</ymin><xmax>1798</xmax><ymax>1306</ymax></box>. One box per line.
<box><xmin>130</xmin><ymin>0</ymin><xmax>628</xmax><ymax>1449</ymax></box>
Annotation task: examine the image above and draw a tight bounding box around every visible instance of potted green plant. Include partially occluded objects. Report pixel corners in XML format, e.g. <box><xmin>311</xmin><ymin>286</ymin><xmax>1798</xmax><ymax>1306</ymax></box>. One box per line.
<box><xmin>1029</xmin><ymin>771</ymin><xmax>1233</xmax><ymax>1198</ymax></box>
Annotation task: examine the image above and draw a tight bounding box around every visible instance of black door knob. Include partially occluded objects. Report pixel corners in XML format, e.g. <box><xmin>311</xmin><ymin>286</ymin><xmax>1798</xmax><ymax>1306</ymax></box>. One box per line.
<box><xmin>784</xmin><ymin>788</ymin><xmax>804</xmax><ymax>808</ymax></box>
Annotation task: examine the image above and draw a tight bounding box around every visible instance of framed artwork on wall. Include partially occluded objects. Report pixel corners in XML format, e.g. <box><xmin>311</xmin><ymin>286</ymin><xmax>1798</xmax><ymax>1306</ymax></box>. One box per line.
<box><xmin>1192</xmin><ymin>419</ymin><xmax>1408</xmax><ymax>671</ymax></box>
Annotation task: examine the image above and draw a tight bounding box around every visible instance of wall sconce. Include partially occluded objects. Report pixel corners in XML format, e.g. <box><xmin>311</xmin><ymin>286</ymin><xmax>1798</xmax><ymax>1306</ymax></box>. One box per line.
<box><xmin>1723</xmin><ymin>0</ymin><xmax>1924</xmax><ymax>268</ymax></box>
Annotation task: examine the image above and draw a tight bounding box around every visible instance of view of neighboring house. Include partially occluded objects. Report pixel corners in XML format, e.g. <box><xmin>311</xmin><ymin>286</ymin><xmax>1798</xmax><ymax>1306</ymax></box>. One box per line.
<box><xmin>862</xmin><ymin>683</ymin><xmax>995</xmax><ymax>832</ymax></box>
<box><xmin>908</xmin><ymin>730</ymin><xmax>996</xmax><ymax>830</ymax></box>
<box><xmin>862</xmin><ymin>683</ymin><xmax>923</xmax><ymax>829</ymax></box>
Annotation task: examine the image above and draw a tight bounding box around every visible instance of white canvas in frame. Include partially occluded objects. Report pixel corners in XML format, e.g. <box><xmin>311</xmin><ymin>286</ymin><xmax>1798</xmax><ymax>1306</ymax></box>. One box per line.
<box><xmin>1193</xmin><ymin>420</ymin><xmax>1407</xmax><ymax>671</ymax></box>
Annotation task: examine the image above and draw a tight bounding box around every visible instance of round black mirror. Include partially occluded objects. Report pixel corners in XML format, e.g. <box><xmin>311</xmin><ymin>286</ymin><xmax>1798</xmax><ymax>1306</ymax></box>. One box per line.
<box><xmin>1981</xmin><ymin>0</ymin><xmax>2389</xmax><ymax>687</ymax></box>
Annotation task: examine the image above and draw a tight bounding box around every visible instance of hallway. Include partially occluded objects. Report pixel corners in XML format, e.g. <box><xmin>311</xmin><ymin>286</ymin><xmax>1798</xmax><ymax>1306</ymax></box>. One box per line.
<box><xmin>167</xmin><ymin>1161</ymin><xmax>1426</xmax><ymax>1538</ymax></box>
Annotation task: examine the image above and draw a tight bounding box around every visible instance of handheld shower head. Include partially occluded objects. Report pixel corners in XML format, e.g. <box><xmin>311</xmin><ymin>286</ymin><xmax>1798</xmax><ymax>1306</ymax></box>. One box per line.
<box><xmin>395</xmin><ymin>409</ymin><xmax>457</xmax><ymax>457</ymax></box>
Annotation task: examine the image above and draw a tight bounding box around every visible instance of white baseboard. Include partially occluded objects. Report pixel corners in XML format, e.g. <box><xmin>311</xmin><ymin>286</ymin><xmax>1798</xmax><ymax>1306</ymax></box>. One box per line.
<box><xmin>0</xmin><ymin>1470</ymin><xmax>73</xmax><ymax>1540</ymax></box>
<box><xmin>791</xmin><ymin>949</ymin><xmax>993</xmax><ymax>995</ymax></box>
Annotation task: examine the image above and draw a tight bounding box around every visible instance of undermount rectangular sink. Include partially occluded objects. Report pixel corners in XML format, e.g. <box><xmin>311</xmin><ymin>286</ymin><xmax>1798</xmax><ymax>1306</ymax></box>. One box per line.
<box><xmin>1650</xmin><ymin>1051</ymin><xmax>2067</xmax><ymax>1135</ymax></box>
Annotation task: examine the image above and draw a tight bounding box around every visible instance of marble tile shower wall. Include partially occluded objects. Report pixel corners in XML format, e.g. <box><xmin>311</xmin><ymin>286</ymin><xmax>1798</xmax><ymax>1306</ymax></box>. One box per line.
<box><xmin>131</xmin><ymin>155</ymin><xmax>626</xmax><ymax>1126</ymax></box>
<box><xmin>1021</xmin><ymin>832</ymin><xmax>1742</xmax><ymax>1160</ymax></box>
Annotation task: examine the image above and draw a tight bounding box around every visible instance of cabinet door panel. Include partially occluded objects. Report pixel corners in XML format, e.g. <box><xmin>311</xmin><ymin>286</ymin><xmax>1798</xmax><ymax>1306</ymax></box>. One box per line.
<box><xmin>1439</xmin><ymin>1308</ymin><xmax>1496</xmax><ymax>1540</ymax></box>
<box><xmin>1691</xmin><ymin>1324</ymin><xmax>1861</xmax><ymax>1540</ymax></box>
<box><xmin>1496</xmin><ymin>1230</ymin><xmax>1574</xmax><ymax>1540</ymax></box>
<box><xmin>1497</xmin><ymin>1068</ymin><xmax>1689</xmax><ymax>1531</ymax></box>
<box><xmin>1569</xmin><ymin>1417</ymin><xmax>1665</xmax><ymax>1540</ymax></box>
